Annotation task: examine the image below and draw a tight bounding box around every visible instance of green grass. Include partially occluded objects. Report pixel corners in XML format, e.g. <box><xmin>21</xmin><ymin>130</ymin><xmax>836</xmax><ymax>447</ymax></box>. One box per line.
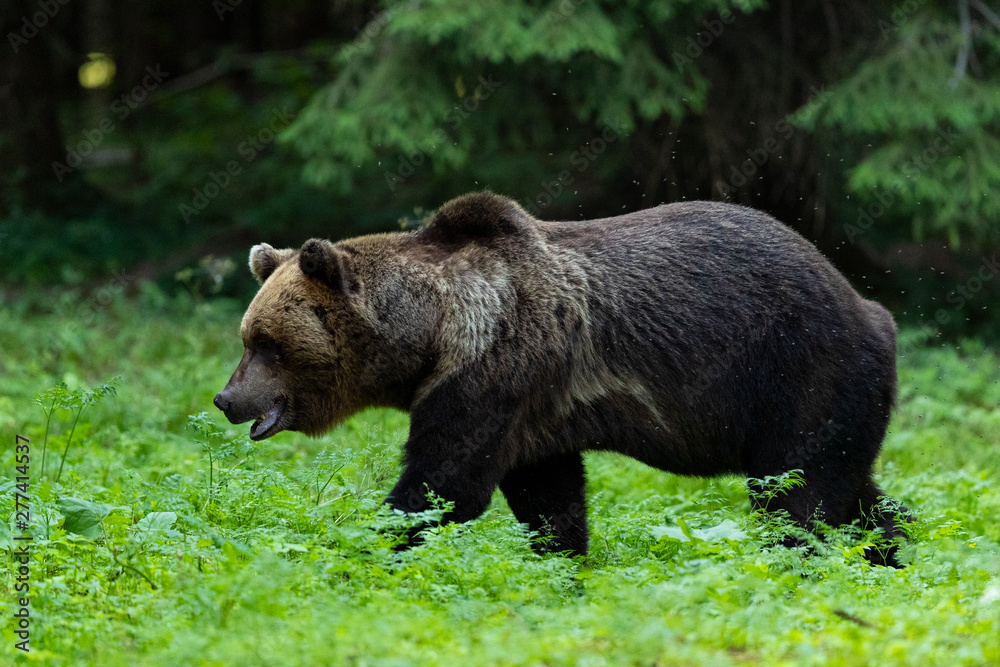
<box><xmin>1</xmin><ymin>287</ymin><xmax>998</xmax><ymax>666</ymax></box>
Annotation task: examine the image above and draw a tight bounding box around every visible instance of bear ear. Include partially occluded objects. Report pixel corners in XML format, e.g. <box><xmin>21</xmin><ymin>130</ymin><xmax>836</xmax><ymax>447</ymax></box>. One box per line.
<box><xmin>299</xmin><ymin>238</ymin><xmax>359</xmax><ymax>295</ymax></box>
<box><xmin>249</xmin><ymin>243</ymin><xmax>296</xmax><ymax>284</ymax></box>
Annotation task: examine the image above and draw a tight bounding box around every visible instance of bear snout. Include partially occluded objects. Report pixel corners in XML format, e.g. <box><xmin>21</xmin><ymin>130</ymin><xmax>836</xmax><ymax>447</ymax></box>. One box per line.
<box><xmin>213</xmin><ymin>391</ymin><xmax>231</xmax><ymax>413</ymax></box>
<box><xmin>213</xmin><ymin>388</ymin><xmax>251</xmax><ymax>424</ymax></box>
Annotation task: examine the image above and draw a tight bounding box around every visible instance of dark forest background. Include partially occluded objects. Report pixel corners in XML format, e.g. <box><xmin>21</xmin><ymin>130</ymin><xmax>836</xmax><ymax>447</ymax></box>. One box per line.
<box><xmin>2</xmin><ymin>0</ymin><xmax>998</xmax><ymax>339</ymax></box>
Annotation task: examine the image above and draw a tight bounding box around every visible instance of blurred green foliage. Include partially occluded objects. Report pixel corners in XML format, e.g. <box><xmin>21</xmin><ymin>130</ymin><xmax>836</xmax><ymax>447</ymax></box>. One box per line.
<box><xmin>287</xmin><ymin>0</ymin><xmax>766</xmax><ymax>193</ymax></box>
<box><xmin>798</xmin><ymin>9</ymin><xmax>1000</xmax><ymax>248</ymax></box>
<box><xmin>1</xmin><ymin>0</ymin><xmax>998</xmax><ymax>335</ymax></box>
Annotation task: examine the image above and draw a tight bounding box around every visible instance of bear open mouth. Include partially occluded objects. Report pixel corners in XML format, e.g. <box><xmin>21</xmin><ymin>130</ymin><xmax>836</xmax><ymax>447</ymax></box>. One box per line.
<box><xmin>250</xmin><ymin>397</ymin><xmax>286</xmax><ymax>441</ymax></box>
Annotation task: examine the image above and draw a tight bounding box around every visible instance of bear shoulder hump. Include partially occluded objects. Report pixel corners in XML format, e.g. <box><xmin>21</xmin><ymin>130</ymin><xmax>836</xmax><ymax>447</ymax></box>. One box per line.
<box><xmin>423</xmin><ymin>191</ymin><xmax>535</xmax><ymax>241</ymax></box>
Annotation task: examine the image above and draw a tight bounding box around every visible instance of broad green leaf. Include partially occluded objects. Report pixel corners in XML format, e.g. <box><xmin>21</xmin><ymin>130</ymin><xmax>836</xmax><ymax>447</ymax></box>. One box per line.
<box><xmin>58</xmin><ymin>497</ymin><xmax>112</xmax><ymax>539</ymax></box>
<box><xmin>103</xmin><ymin>514</ymin><xmax>133</xmax><ymax>526</ymax></box>
<box><xmin>651</xmin><ymin>519</ymin><xmax>747</xmax><ymax>543</ymax></box>
<box><xmin>136</xmin><ymin>511</ymin><xmax>178</xmax><ymax>536</ymax></box>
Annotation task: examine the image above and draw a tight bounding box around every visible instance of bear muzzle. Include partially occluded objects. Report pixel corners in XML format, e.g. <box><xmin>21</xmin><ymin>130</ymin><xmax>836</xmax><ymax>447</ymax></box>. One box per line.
<box><xmin>213</xmin><ymin>390</ymin><xmax>288</xmax><ymax>441</ymax></box>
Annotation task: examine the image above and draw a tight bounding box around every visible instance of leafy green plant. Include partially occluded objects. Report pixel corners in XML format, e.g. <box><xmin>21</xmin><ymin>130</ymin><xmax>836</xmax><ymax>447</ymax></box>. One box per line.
<box><xmin>303</xmin><ymin>447</ymin><xmax>354</xmax><ymax>506</ymax></box>
<box><xmin>743</xmin><ymin>469</ymin><xmax>807</xmax><ymax>515</ymax></box>
<box><xmin>34</xmin><ymin>378</ymin><xmax>119</xmax><ymax>482</ymax></box>
<box><xmin>188</xmin><ymin>411</ymin><xmax>259</xmax><ymax>512</ymax></box>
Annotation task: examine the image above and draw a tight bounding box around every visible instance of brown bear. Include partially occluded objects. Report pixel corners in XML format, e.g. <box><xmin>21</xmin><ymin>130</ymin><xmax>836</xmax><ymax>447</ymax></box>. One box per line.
<box><xmin>214</xmin><ymin>191</ymin><xmax>908</xmax><ymax>565</ymax></box>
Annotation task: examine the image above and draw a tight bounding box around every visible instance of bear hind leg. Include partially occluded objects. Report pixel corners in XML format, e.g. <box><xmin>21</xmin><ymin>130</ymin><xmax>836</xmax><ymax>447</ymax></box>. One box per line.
<box><xmin>500</xmin><ymin>451</ymin><xmax>589</xmax><ymax>557</ymax></box>
<box><xmin>845</xmin><ymin>478</ymin><xmax>912</xmax><ymax>567</ymax></box>
<box><xmin>748</xmin><ymin>467</ymin><xmax>910</xmax><ymax>567</ymax></box>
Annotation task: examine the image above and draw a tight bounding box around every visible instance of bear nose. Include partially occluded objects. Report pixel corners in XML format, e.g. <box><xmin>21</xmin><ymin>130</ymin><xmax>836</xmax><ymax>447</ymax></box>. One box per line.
<box><xmin>213</xmin><ymin>391</ymin><xmax>231</xmax><ymax>412</ymax></box>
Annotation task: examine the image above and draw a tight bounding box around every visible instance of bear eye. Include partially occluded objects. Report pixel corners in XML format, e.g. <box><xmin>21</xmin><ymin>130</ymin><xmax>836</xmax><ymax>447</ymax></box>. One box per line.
<box><xmin>253</xmin><ymin>335</ymin><xmax>281</xmax><ymax>363</ymax></box>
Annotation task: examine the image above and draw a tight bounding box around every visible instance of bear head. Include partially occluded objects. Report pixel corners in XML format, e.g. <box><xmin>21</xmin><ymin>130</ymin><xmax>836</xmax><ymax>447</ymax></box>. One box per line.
<box><xmin>214</xmin><ymin>238</ymin><xmax>418</xmax><ymax>440</ymax></box>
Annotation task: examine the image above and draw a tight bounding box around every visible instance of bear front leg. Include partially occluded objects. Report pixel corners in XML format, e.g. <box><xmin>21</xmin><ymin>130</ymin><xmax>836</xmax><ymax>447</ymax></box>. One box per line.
<box><xmin>384</xmin><ymin>453</ymin><xmax>502</xmax><ymax>550</ymax></box>
<box><xmin>386</xmin><ymin>457</ymin><xmax>500</xmax><ymax>524</ymax></box>
<box><xmin>500</xmin><ymin>451</ymin><xmax>588</xmax><ymax>557</ymax></box>
<box><xmin>384</xmin><ymin>385</ymin><xmax>512</xmax><ymax>547</ymax></box>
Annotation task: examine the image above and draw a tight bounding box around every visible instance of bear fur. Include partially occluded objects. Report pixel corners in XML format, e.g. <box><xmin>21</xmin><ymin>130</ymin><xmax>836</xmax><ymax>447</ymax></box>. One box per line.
<box><xmin>215</xmin><ymin>191</ymin><xmax>908</xmax><ymax>564</ymax></box>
